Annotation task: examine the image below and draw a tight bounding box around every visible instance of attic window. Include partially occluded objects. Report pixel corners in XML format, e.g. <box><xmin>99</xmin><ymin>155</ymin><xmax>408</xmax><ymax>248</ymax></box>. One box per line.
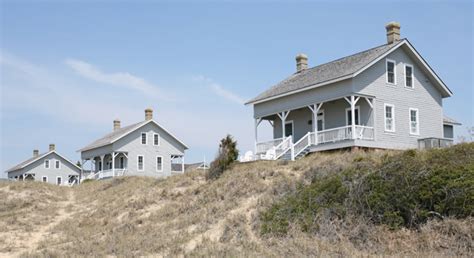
<box><xmin>405</xmin><ymin>64</ymin><xmax>414</xmax><ymax>88</ymax></box>
<box><xmin>386</xmin><ymin>59</ymin><xmax>396</xmax><ymax>84</ymax></box>
<box><xmin>153</xmin><ymin>133</ymin><xmax>160</xmax><ymax>146</ymax></box>
<box><xmin>141</xmin><ymin>132</ymin><xmax>147</xmax><ymax>145</ymax></box>
<box><xmin>44</xmin><ymin>160</ymin><xmax>50</xmax><ymax>169</ymax></box>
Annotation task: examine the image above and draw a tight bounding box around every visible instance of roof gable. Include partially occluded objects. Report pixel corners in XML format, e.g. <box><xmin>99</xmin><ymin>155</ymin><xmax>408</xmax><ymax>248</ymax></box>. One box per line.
<box><xmin>5</xmin><ymin>151</ymin><xmax>81</xmax><ymax>173</ymax></box>
<box><xmin>247</xmin><ymin>39</ymin><xmax>452</xmax><ymax>105</ymax></box>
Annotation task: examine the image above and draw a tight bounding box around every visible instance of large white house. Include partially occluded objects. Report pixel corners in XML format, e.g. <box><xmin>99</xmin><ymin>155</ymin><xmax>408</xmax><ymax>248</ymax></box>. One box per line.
<box><xmin>79</xmin><ymin>108</ymin><xmax>188</xmax><ymax>181</ymax></box>
<box><xmin>5</xmin><ymin>144</ymin><xmax>81</xmax><ymax>185</ymax></box>
<box><xmin>246</xmin><ymin>22</ymin><xmax>460</xmax><ymax>161</ymax></box>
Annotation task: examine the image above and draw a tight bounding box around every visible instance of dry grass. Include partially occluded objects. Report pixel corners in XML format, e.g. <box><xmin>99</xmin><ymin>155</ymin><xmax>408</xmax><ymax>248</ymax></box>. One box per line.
<box><xmin>0</xmin><ymin>149</ymin><xmax>472</xmax><ymax>257</ymax></box>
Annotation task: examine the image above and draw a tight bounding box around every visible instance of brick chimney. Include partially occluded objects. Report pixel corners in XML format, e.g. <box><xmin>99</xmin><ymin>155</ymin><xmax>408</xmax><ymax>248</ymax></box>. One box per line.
<box><xmin>145</xmin><ymin>108</ymin><xmax>153</xmax><ymax>121</ymax></box>
<box><xmin>385</xmin><ymin>22</ymin><xmax>401</xmax><ymax>44</ymax></box>
<box><xmin>113</xmin><ymin>119</ymin><xmax>121</xmax><ymax>131</ymax></box>
<box><xmin>49</xmin><ymin>144</ymin><xmax>55</xmax><ymax>152</ymax></box>
<box><xmin>33</xmin><ymin>149</ymin><xmax>39</xmax><ymax>157</ymax></box>
<box><xmin>296</xmin><ymin>53</ymin><xmax>308</xmax><ymax>73</ymax></box>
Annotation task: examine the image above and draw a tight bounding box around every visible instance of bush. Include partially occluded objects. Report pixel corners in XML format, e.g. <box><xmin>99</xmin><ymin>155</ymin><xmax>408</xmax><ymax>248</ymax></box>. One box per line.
<box><xmin>206</xmin><ymin>135</ymin><xmax>239</xmax><ymax>181</ymax></box>
<box><xmin>261</xmin><ymin>143</ymin><xmax>474</xmax><ymax>235</ymax></box>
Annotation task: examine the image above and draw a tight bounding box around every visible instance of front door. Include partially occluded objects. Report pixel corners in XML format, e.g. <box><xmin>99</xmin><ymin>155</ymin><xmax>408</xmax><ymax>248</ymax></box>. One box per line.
<box><xmin>285</xmin><ymin>121</ymin><xmax>294</xmax><ymax>139</ymax></box>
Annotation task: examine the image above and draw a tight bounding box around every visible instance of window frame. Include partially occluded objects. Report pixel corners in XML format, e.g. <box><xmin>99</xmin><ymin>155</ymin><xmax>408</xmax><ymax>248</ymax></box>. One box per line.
<box><xmin>409</xmin><ymin>108</ymin><xmax>420</xmax><ymax>135</ymax></box>
<box><xmin>141</xmin><ymin>132</ymin><xmax>147</xmax><ymax>145</ymax></box>
<box><xmin>56</xmin><ymin>176</ymin><xmax>62</xmax><ymax>186</ymax></box>
<box><xmin>345</xmin><ymin>106</ymin><xmax>360</xmax><ymax>126</ymax></box>
<box><xmin>44</xmin><ymin>159</ymin><xmax>50</xmax><ymax>169</ymax></box>
<box><xmin>404</xmin><ymin>64</ymin><xmax>414</xmax><ymax>89</ymax></box>
<box><xmin>55</xmin><ymin>160</ymin><xmax>61</xmax><ymax>169</ymax></box>
<box><xmin>153</xmin><ymin>133</ymin><xmax>160</xmax><ymax>146</ymax></box>
<box><xmin>384</xmin><ymin>103</ymin><xmax>396</xmax><ymax>133</ymax></box>
<box><xmin>316</xmin><ymin>109</ymin><xmax>325</xmax><ymax>131</ymax></box>
<box><xmin>386</xmin><ymin>59</ymin><xmax>397</xmax><ymax>85</ymax></box>
<box><xmin>42</xmin><ymin>176</ymin><xmax>48</xmax><ymax>183</ymax></box>
<box><xmin>137</xmin><ymin>155</ymin><xmax>144</xmax><ymax>171</ymax></box>
<box><xmin>156</xmin><ymin>155</ymin><xmax>163</xmax><ymax>172</ymax></box>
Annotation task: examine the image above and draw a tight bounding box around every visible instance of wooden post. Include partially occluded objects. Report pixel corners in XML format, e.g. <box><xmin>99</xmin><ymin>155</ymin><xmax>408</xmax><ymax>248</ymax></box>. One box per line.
<box><xmin>112</xmin><ymin>152</ymin><xmax>115</xmax><ymax>177</ymax></box>
<box><xmin>351</xmin><ymin>96</ymin><xmax>356</xmax><ymax>139</ymax></box>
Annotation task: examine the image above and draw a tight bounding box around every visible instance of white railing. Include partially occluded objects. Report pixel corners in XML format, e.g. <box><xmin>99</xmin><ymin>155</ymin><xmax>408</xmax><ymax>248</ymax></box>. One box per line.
<box><xmin>256</xmin><ymin>137</ymin><xmax>284</xmax><ymax>154</ymax></box>
<box><xmin>318</xmin><ymin>126</ymin><xmax>352</xmax><ymax>144</ymax></box>
<box><xmin>274</xmin><ymin>136</ymin><xmax>293</xmax><ymax>160</ymax></box>
<box><xmin>293</xmin><ymin>132</ymin><xmax>314</xmax><ymax>158</ymax></box>
<box><xmin>82</xmin><ymin>169</ymin><xmax>127</xmax><ymax>182</ymax></box>
<box><xmin>355</xmin><ymin>125</ymin><xmax>375</xmax><ymax>140</ymax></box>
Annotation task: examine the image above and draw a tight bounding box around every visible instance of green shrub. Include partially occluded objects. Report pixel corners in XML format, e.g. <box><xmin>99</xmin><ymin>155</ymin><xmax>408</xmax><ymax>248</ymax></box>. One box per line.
<box><xmin>206</xmin><ymin>135</ymin><xmax>239</xmax><ymax>181</ymax></box>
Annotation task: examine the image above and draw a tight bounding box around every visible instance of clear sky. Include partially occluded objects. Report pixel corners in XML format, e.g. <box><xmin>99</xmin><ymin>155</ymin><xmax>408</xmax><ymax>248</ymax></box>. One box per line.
<box><xmin>1</xmin><ymin>0</ymin><xmax>473</xmax><ymax>174</ymax></box>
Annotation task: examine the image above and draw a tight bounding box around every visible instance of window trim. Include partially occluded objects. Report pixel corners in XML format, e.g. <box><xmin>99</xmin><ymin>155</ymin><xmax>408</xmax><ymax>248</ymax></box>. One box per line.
<box><xmin>386</xmin><ymin>59</ymin><xmax>397</xmax><ymax>85</ymax></box>
<box><xmin>404</xmin><ymin>63</ymin><xmax>414</xmax><ymax>89</ymax></box>
<box><xmin>141</xmin><ymin>132</ymin><xmax>147</xmax><ymax>145</ymax></box>
<box><xmin>55</xmin><ymin>160</ymin><xmax>61</xmax><ymax>169</ymax></box>
<box><xmin>156</xmin><ymin>155</ymin><xmax>163</xmax><ymax>172</ymax></box>
<box><xmin>56</xmin><ymin>176</ymin><xmax>62</xmax><ymax>186</ymax></box>
<box><xmin>316</xmin><ymin>109</ymin><xmax>325</xmax><ymax>131</ymax></box>
<box><xmin>42</xmin><ymin>176</ymin><xmax>48</xmax><ymax>183</ymax></box>
<box><xmin>137</xmin><ymin>155</ymin><xmax>144</xmax><ymax>171</ymax></box>
<box><xmin>44</xmin><ymin>159</ymin><xmax>50</xmax><ymax>169</ymax></box>
<box><xmin>153</xmin><ymin>133</ymin><xmax>160</xmax><ymax>146</ymax></box>
<box><xmin>384</xmin><ymin>103</ymin><xmax>396</xmax><ymax>133</ymax></box>
<box><xmin>345</xmin><ymin>106</ymin><xmax>361</xmax><ymax>126</ymax></box>
<box><xmin>409</xmin><ymin>108</ymin><xmax>420</xmax><ymax>135</ymax></box>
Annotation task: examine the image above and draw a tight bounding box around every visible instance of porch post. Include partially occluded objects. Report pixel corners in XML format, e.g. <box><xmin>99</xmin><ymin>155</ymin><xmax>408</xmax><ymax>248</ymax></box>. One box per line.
<box><xmin>182</xmin><ymin>156</ymin><xmax>185</xmax><ymax>173</ymax></box>
<box><xmin>112</xmin><ymin>152</ymin><xmax>115</xmax><ymax>177</ymax></box>
<box><xmin>100</xmin><ymin>155</ymin><xmax>104</xmax><ymax>172</ymax></box>
<box><xmin>277</xmin><ymin>111</ymin><xmax>290</xmax><ymax>139</ymax></box>
<box><xmin>351</xmin><ymin>96</ymin><xmax>356</xmax><ymax>139</ymax></box>
<box><xmin>254</xmin><ymin>118</ymin><xmax>262</xmax><ymax>154</ymax></box>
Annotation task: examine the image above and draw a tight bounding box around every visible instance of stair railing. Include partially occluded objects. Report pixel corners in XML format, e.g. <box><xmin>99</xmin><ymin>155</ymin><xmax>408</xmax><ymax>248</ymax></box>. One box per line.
<box><xmin>293</xmin><ymin>132</ymin><xmax>314</xmax><ymax>158</ymax></box>
<box><xmin>273</xmin><ymin>136</ymin><xmax>293</xmax><ymax>160</ymax></box>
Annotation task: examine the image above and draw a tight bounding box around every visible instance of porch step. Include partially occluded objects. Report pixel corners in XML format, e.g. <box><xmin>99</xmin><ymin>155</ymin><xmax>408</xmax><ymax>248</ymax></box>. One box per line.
<box><xmin>295</xmin><ymin>147</ymin><xmax>311</xmax><ymax>160</ymax></box>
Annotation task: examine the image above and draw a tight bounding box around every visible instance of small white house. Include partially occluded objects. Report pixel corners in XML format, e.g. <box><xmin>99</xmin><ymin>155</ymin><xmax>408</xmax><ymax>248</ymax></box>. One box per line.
<box><xmin>79</xmin><ymin>108</ymin><xmax>188</xmax><ymax>181</ymax></box>
<box><xmin>5</xmin><ymin>144</ymin><xmax>81</xmax><ymax>185</ymax></box>
<box><xmin>246</xmin><ymin>22</ymin><xmax>460</xmax><ymax>161</ymax></box>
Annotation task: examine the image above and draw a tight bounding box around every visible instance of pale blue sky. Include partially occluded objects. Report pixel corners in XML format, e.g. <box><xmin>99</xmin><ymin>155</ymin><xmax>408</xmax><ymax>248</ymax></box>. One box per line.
<box><xmin>1</xmin><ymin>0</ymin><xmax>473</xmax><ymax>174</ymax></box>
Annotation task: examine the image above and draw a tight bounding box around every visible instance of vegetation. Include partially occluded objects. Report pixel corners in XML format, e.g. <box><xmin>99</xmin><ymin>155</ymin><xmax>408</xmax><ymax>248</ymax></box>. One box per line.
<box><xmin>0</xmin><ymin>144</ymin><xmax>472</xmax><ymax>257</ymax></box>
<box><xmin>206</xmin><ymin>134</ymin><xmax>239</xmax><ymax>180</ymax></box>
<box><xmin>261</xmin><ymin>143</ymin><xmax>474</xmax><ymax>235</ymax></box>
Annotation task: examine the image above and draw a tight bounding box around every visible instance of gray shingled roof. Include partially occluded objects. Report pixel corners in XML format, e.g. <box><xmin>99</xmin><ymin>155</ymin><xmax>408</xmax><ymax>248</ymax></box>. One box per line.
<box><xmin>79</xmin><ymin>121</ymin><xmax>144</xmax><ymax>152</ymax></box>
<box><xmin>247</xmin><ymin>40</ymin><xmax>403</xmax><ymax>104</ymax></box>
<box><xmin>5</xmin><ymin>151</ymin><xmax>49</xmax><ymax>173</ymax></box>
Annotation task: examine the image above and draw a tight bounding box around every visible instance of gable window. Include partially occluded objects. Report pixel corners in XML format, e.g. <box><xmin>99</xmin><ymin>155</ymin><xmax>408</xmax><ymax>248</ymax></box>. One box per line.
<box><xmin>384</xmin><ymin>104</ymin><xmax>395</xmax><ymax>132</ymax></box>
<box><xmin>137</xmin><ymin>155</ymin><xmax>144</xmax><ymax>171</ymax></box>
<box><xmin>56</xmin><ymin>176</ymin><xmax>62</xmax><ymax>185</ymax></box>
<box><xmin>153</xmin><ymin>133</ymin><xmax>160</xmax><ymax>146</ymax></box>
<box><xmin>156</xmin><ymin>156</ymin><xmax>163</xmax><ymax>172</ymax></box>
<box><xmin>42</xmin><ymin>176</ymin><xmax>48</xmax><ymax>183</ymax></box>
<box><xmin>386</xmin><ymin>59</ymin><xmax>396</xmax><ymax>84</ymax></box>
<box><xmin>44</xmin><ymin>160</ymin><xmax>50</xmax><ymax>169</ymax></box>
<box><xmin>345</xmin><ymin>106</ymin><xmax>360</xmax><ymax>126</ymax></box>
<box><xmin>55</xmin><ymin>160</ymin><xmax>60</xmax><ymax>169</ymax></box>
<box><xmin>409</xmin><ymin>108</ymin><xmax>419</xmax><ymax>135</ymax></box>
<box><xmin>405</xmin><ymin>64</ymin><xmax>414</xmax><ymax>88</ymax></box>
<box><xmin>141</xmin><ymin>132</ymin><xmax>147</xmax><ymax>145</ymax></box>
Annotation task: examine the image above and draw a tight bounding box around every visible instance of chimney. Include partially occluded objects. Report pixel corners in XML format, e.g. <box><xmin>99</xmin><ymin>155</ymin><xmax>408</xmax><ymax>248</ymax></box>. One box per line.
<box><xmin>33</xmin><ymin>149</ymin><xmax>39</xmax><ymax>157</ymax></box>
<box><xmin>113</xmin><ymin>119</ymin><xmax>121</xmax><ymax>131</ymax></box>
<box><xmin>145</xmin><ymin>108</ymin><xmax>153</xmax><ymax>121</ymax></box>
<box><xmin>385</xmin><ymin>22</ymin><xmax>401</xmax><ymax>44</ymax></box>
<box><xmin>296</xmin><ymin>53</ymin><xmax>308</xmax><ymax>72</ymax></box>
<box><xmin>49</xmin><ymin>144</ymin><xmax>55</xmax><ymax>151</ymax></box>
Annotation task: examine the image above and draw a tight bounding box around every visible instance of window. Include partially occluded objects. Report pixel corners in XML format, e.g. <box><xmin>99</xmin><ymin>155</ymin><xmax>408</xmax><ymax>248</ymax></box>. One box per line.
<box><xmin>44</xmin><ymin>160</ymin><xmax>50</xmax><ymax>169</ymax></box>
<box><xmin>156</xmin><ymin>156</ymin><xmax>163</xmax><ymax>172</ymax></box>
<box><xmin>409</xmin><ymin>108</ymin><xmax>419</xmax><ymax>135</ymax></box>
<box><xmin>120</xmin><ymin>157</ymin><xmax>124</xmax><ymax>169</ymax></box>
<box><xmin>284</xmin><ymin>121</ymin><xmax>294</xmax><ymax>139</ymax></box>
<box><xmin>56</xmin><ymin>176</ymin><xmax>62</xmax><ymax>185</ymax></box>
<box><xmin>55</xmin><ymin>160</ymin><xmax>60</xmax><ymax>169</ymax></box>
<box><xmin>153</xmin><ymin>133</ymin><xmax>160</xmax><ymax>146</ymax></box>
<box><xmin>345</xmin><ymin>106</ymin><xmax>360</xmax><ymax>126</ymax></box>
<box><xmin>405</xmin><ymin>64</ymin><xmax>414</xmax><ymax>88</ymax></box>
<box><xmin>42</xmin><ymin>176</ymin><xmax>48</xmax><ymax>183</ymax></box>
<box><xmin>98</xmin><ymin>161</ymin><xmax>102</xmax><ymax>171</ymax></box>
<box><xmin>384</xmin><ymin>104</ymin><xmax>395</xmax><ymax>132</ymax></box>
<box><xmin>317</xmin><ymin>110</ymin><xmax>325</xmax><ymax>131</ymax></box>
<box><xmin>386</xmin><ymin>59</ymin><xmax>396</xmax><ymax>84</ymax></box>
<box><xmin>141</xmin><ymin>132</ymin><xmax>147</xmax><ymax>145</ymax></box>
<box><xmin>137</xmin><ymin>155</ymin><xmax>144</xmax><ymax>171</ymax></box>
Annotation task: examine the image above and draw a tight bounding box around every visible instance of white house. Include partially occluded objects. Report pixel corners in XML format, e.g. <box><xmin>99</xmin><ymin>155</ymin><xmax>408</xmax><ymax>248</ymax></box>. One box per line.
<box><xmin>246</xmin><ymin>22</ymin><xmax>460</xmax><ymax>161</ymax></box>
<box><xmin>5</xmin><ymin>144</ymin><xmax>81</xmax><ymax>185</ymax></box>
<box><xmin>79</xmin><ymin>108</ymin><xmax>188</xmax><ymax>181</ymax></box>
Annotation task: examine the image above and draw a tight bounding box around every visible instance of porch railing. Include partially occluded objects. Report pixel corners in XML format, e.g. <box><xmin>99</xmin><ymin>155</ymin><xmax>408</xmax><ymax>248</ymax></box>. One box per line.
<box><xmin>274</xmin><ymin>136</ymin><xmax>293</xmax><ymax>160</ymax></box>
<box><xmin>256</xmin><ymin>137</ymin><xmax>284</xmax><ymax>154</ymax></box>
<box><xmin>83</xmin><ymin>168</ymin><xmax>127</xmax><ymax>181</ymax></box>
<box><xmin>293</xmin><ymin>132</ymin><xmax>314</xmax><ymax>158</ymax></box>
<box><xmin>355</xmin><ymin>126</ymin><xmax>375</xmax><ymax>140</ymax></box>
<box><xmin>317</xmin><ymin>126</ymin><xmax>352</xmax><ymax>143</ymax></box>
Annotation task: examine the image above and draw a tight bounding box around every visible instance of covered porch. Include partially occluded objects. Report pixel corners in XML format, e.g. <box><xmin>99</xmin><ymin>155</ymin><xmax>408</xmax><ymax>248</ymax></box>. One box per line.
<box><xmin>254</xmin><ymin>94</ymin><xmax>376</xmax><ymax>160</ymax></box>
<box><xmin>80</xmin><ymin>151</ymin><xmax>129</xmax><ymax>181</ymax></box>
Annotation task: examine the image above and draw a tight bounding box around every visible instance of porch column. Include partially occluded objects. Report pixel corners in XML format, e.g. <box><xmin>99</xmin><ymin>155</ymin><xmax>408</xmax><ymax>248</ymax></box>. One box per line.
<box><xmin>100</xmin><ymin>155</ymin><xmax>104</xmax><ymax>172</ymax></box>
<box><xmin>308</xmin><ymin>102</ymin><xmax>323</xmax><ymax>145</ymax></box>
<box><xmin>112</xmin><ymin>152</ymin><xmax>115</xmax><ymax>177</ymax></box>
<box><xmin>277</xmin><ymin>111</ymin><xmax>290</xmax><ymax>138</ymax></box>
<box><xmin>364</xmin><ymin>97</ymin><xmax>375</xmax><ymax>140</ymax></box>
<box><xmin>254</xmin><ymin>118</ymin><xmax>262</xmax><ymax>153</ymax></box>
<box><xmin>351</xmin><ymin>96</ymin><xmax>356</xmax><ymax>139</ymax></box>
<box><xmin>182</xmin><ymin>156</ymin><xmax>185</xmax><ymax>173</ymax></box>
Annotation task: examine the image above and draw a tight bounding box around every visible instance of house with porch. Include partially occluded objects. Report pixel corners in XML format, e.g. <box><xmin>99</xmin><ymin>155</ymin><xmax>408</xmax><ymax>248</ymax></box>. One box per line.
<box><xmin>79</xmin><ymin>108</ymin><xmax>188</xmax><ymax>181</ymax></box>
<box><xmin>247</xmin><ymin>22</ymin><xmax>460</xmax><ymax>161</ymax></box>
<box><xmin>5</xmin><ymin>144</ymin><xmax>81</xmax><ymax>185</ymax></box>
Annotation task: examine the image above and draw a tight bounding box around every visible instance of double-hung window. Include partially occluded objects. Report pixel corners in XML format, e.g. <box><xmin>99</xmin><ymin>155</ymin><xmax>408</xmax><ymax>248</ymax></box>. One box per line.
<box><xmin>384</xmin><ymin>104</ymin><xmax>395</xmax><ymax>132</ymax></box>
<box><xmin>137</xmin><ymin>155</ymin><xmax>144</xmax><ymax>171</ymax></box>
<box><xmin>409</xmin><ymin>108</ymin><xmax>419</xmax><ymax>135</ymax></box>
<box><xmin>56</xmin><ymin>176</ymin><xmax>62</xmax><ymax>185</ymax></box>
<box><xmin>153</xmin><ymin>133</ymin><xmax>160</xmax><ymax>146</ymax></box>
<box><xmin>44</xmin><ymin>160</ymin><xmax>50</xmax><ymax>169</ymax></box>
<box><xmin>141</xmin><ymin>132</ymin><xmax>147</xmax><ymax>145</ymax></box>
<box><xmin>386</xmin><ymin>59</ymin><xmax>396</xmax><ymax>84</ymax></box>
<box><xmin>55</xmin><ymin>160</ymin><xmax>60</xmax><ymax>169</ymax></box>
<box><xmin>405</xmin><ymin>64</ymin><xmax>414</xmax><ymax>88</ymax></box>
<box><xmin>156</xmin><ymin>156</ymin><xmax>163</xmax><ymax>172</ymax></box>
